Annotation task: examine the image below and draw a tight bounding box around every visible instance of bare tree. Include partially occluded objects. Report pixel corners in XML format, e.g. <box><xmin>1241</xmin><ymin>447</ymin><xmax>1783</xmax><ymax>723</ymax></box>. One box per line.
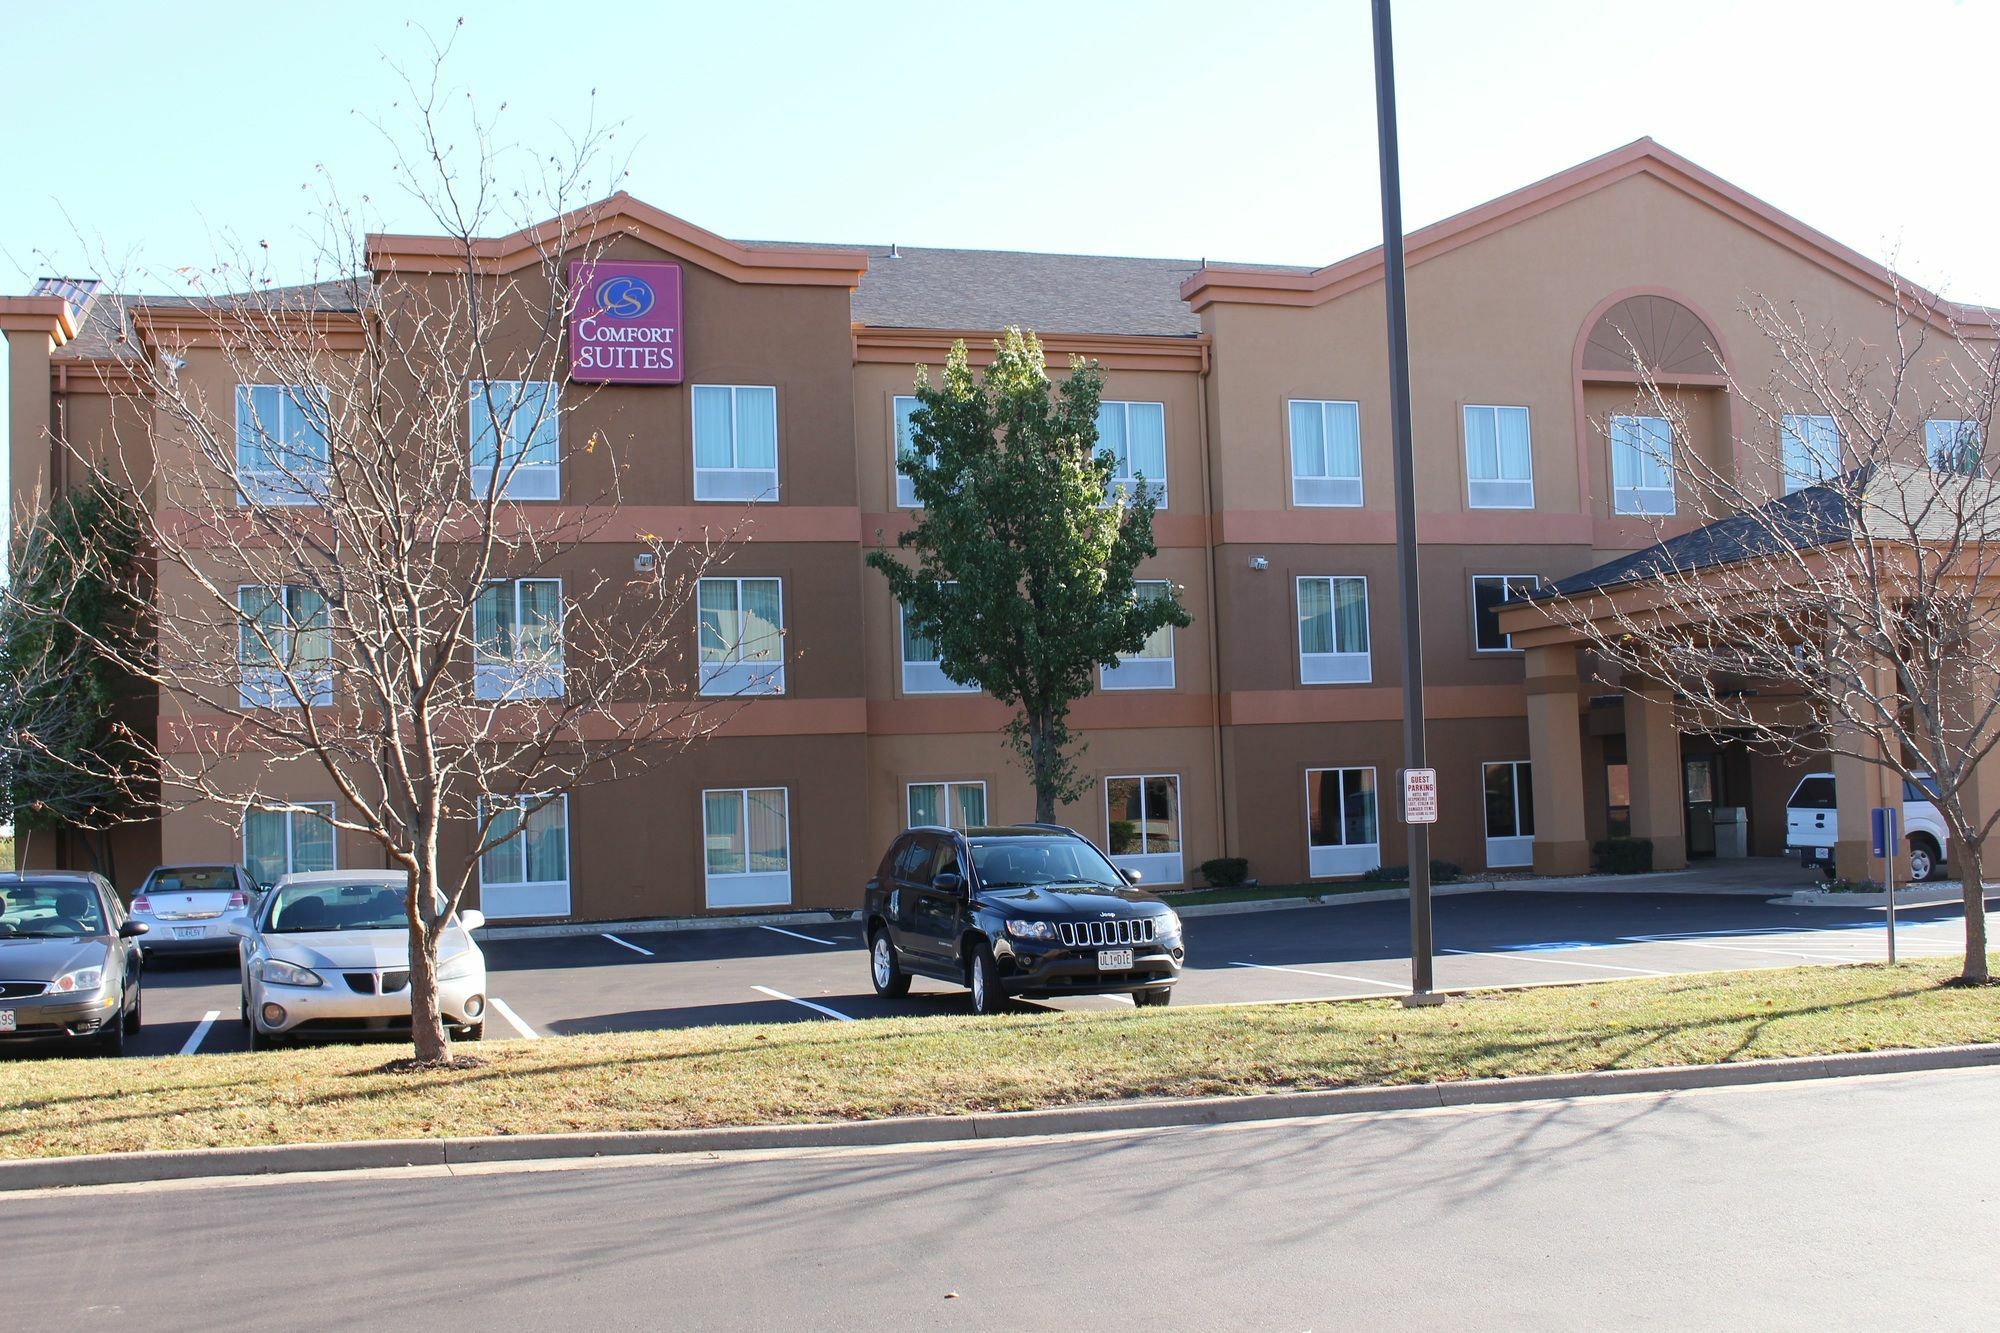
<box><xmin>8</xmin><ymin>36</ymin><xmax>761</xmax><ymax>1062</ymax></box>
<box><xmin>1528</xmin><ymin>284</ymin><xmax>1999</xmax><ymax>983</ymax></box>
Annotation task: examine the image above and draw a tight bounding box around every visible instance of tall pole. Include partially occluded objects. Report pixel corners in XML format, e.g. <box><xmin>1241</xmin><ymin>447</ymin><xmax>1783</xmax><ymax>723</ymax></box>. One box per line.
<box><xmin>1371</xmin><ymin>0</ymin><xmax>1435</xmax><ymax>998</ymax></box>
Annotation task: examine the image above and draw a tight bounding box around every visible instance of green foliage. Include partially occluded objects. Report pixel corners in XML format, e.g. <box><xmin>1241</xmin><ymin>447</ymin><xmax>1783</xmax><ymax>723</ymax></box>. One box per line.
<box><xmin>1198</xmin><ymin>856</ymin><xmax>1249</xmax><ymax>887</ymax></box>
<box><xmin>1362</xmin><ymin>860</ymin><xmax>1463</xmax><ymax>884</ymax></box>
<box><xmin>0</xmin><ymin>481</ymin><xmax>145</xmax><ymax>841</ymax></box>
<box><xmin>1592</xmin><ymin>837</ymin><xmax>1655</xmax><ymax>874</ymax></box>
<box><xmin>868</xmin><ymin>329</ymin><xmax>1190</xmax><ymax>818</ymax></box>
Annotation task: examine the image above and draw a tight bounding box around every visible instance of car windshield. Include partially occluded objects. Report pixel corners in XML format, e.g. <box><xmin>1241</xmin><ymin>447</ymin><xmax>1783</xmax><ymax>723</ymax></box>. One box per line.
<box><xmin>0</xmin><ymin>882</ymin><xmax>107</xmax><ymax>938</ymax></box>
<box><xmin>970</xmin><ymin>838</ymin><xmax>1126</xmax><ymax>889</ymax></box>
<box><xmin>265</xmin><ymin>882</ymin><xmax>421</xmax><ymax>933</ymax></box>
<box><xmin>148</xmin><ymin>867</ymin><xmax>236</xmax><ymax>892</ymax></box>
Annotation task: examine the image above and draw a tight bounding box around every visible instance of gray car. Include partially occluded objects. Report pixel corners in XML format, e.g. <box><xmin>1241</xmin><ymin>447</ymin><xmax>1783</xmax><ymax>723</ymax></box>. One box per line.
<box><xmin>0</xmin><ymin>872</ymin><xmax>148</xmax><ymax>1055</ymax></box>
<box><xmin>129</xmin><ymin>863</ymin><xmax>261</xmax><ymax>955</ymax></box>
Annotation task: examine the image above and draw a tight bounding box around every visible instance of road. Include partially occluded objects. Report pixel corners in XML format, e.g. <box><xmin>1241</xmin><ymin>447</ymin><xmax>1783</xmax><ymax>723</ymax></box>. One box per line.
<box><xmin>72</xmin><ymin>889</ymin><xmax>1974</xmax><ymax>1061</ymax></box>
<box><xmin>7</xmin><ymin>1066</ymin><xmax>1993</xmax><ymax>1329</ymax></box>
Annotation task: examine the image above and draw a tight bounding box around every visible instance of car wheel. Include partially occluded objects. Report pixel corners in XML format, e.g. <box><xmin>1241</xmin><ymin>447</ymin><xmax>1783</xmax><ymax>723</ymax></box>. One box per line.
<box><xmin>967</xmin><ymin>941</ymin><xmax>1005</xmax><ymax>1015</ymax></box>
<box><xmin>124</xmin><ymin>981</ymin><xmax>142</xmax><ymax>1034</ymax></box>
<box><xmin>1133</xmin><ymin>987</ymin><xmax>1172</xmax><ymax>1007</ymax></box>
<box><xmin>870</xmin><ymin>929</ymin><xmax>911</xmax><ymax>998</ymax></box>
<box><xmin>1908</xmin><ymin>837</ymin><xmax>1941</xmax><ymax>883</ymax></box>
<box><xmin>97</xmin><ymin>1001</ymin><xmax>127</xmax><ymax>1057</ymax></box>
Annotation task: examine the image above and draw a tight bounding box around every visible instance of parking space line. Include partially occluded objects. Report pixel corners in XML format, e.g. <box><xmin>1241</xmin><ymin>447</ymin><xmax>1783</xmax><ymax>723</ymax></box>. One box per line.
<box><xmin>752</xmin><ymin>985</ymin><xmax>854</xmax><ymax>1021</ymax></box>
<box><xmin>760</xmin><ymin>925</ymin><xmax>840</xmax><ymax>948</ymax></box>
<box><xmin>1229</xmin><ymin>961</ymin><xmax>1406</xmax><ymax>992</ymax></box>
<box><xmin>1623</xmin><ymin>937</ymin><xmax>1875</xmax><ymax>964</ymax></box>
<box><xmin>1444</xmin><ymin>947</ymin><xmax>1669</xmax><ymax>976</ymax></box>
<box><xmin>488</xmin><ymin>997</ymin><xmax>540</xmax><ymax>1040</ymax></box>
<box><xmin>601</xmin><ymin>933</ymin><xmax>655</xmax><ymax>957</ymax></box>
<box><xmin>178</xmin><ymin>1010</ymin><xmax>221</xmax><ymax>1056</ymax></box>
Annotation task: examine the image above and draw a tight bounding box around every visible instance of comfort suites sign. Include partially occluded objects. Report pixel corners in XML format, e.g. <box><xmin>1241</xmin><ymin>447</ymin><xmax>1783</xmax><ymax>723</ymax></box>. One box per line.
<box><xmin>568</xmin><ymin>259</ymin><xmax>684</xmax><ymax>384</ymax></box>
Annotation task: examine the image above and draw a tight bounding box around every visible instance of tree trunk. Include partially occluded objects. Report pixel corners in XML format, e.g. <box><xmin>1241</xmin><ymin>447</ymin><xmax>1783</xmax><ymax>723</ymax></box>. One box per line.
<box><xmin>409</xmin><ymin>859</ymin><xmax>452</xmax><ymax>1063</ymax></box>
<box><xmin>1029</xmin><ymin>712</ymin><xmax>1057</xmax><ymax>823</ymax></box>
<box><xmin>1961</xmin><ymin>844</ymin><xmax>1990</xmax><ymax>984</ymax></box>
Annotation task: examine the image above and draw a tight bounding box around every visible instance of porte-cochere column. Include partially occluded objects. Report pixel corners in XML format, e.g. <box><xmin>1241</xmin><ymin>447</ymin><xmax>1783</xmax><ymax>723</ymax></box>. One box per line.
<box><xmin>1523</xmin><ymin>644</ymin><xmax>1590</xmax><ymax>875</ymax></box>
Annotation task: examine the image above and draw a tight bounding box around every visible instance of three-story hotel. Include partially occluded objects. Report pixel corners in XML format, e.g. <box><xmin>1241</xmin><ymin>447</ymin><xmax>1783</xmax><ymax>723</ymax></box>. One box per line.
<box><xmin>6</xmin><ymin>139</ymin><xmax>1991</xmax><ymax>920</ymax></box>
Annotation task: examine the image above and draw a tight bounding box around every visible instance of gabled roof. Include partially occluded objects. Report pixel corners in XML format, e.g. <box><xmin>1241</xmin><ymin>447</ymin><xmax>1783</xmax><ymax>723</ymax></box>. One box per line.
<box><xmin>1181</xmin><ymin>138</ymin><xmax>2000</xmax><ymax>330</ymax></box>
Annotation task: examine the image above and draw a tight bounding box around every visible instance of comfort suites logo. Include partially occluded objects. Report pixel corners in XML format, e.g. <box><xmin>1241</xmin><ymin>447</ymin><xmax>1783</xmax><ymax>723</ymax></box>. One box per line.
<box><xmin>569</xmin><ymin>259</ymin><xmax>684</xmax><ymax>384</ymax></box>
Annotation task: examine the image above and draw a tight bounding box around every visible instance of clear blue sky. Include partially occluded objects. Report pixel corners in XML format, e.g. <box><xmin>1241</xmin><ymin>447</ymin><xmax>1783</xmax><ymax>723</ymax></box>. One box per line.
<box><xmin>4</xmin><ymin>0</ymin><xmax>1996</xmax><ymax>512</ymax></box>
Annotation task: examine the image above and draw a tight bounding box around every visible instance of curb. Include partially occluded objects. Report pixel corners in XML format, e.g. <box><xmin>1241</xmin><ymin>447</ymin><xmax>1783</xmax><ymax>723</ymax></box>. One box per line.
<box><xmin>5</xmin><ymin>1042</ymin><xmax>1996</xmax><ymax>1193</ymax></box>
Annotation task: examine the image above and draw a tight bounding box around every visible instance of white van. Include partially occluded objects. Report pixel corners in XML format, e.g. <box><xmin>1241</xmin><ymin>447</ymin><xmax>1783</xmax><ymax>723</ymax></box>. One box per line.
<box><xmin>1784</xmin><ymin>772</ymin><xmax>1949</xmax><ymax>880</ymax></box>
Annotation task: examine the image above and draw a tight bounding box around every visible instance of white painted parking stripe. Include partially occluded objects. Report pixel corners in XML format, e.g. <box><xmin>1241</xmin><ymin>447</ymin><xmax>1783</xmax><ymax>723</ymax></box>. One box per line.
<box><xmin>752</xmin><ymin>985</ymin><xmax>854</xmax><ymax>1021</ymax></box>
<box><xmin>488</xmin><ymin>997</ymin><xmax>540</xmax><ymax>1040</ymax></box>
<box><xmin>1623</xmin><ymin>937</ymin><xmax>1874</xmax><ymax>964</ymax></box>
<box><xmin>601</xmin><ymin>933</ymin><xmax>654</xmax><ymax>957</ymax></box>
<box><xmin>1444</xmin><ymin>947</ymin><xmax>1668</xmax><ymax>976</ymax></box>
<box><xmin>760</xmin><ymin>925</ymin><xmax>839</xmax><ymax>948</ymax></box>
<box><xmin>1229</xmin><ymin>961</ymin><xmax>1406</xmax><ymax>991</ymax></box>
<box><xmin>179</xmin><ymin>1010</ymin><xmax>220</xmax><ymax>1055</ymax></box>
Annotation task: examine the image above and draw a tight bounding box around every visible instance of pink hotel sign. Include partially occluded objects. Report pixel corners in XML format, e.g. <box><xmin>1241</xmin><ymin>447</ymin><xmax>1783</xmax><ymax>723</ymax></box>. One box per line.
<box><xmin>568</xmin><ymin>259</ymin><xmax>684</xmax><ymax>384</ymax></box>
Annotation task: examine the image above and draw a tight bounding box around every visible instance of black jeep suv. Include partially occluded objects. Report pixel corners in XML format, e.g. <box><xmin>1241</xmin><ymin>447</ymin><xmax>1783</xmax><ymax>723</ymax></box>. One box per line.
<box><xmin>863</xmin><ymin>823</ymin><xmax>1185</xmax><ymax>1014</ymax></box>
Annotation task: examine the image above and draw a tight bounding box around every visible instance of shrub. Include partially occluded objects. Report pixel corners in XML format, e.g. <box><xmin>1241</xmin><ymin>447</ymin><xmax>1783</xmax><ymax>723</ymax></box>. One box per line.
<box><xmin>1593</xmin><ymin>837</ymin><xmax>1654</xmax><ymax>874</ymax></box>
<box><xmin>1362</xmin><ymin>859</ymin><xmax>1462</xmax><ymax>884</ymax></box>
<box><xmin>1198</xmin><ymin>857</ymin><xmax>1249</xmax><ymax>887</ymax></box>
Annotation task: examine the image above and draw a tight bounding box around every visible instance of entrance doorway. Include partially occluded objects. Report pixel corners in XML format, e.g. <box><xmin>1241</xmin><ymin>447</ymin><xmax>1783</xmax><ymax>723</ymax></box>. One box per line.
<box><xmin>1684</xmin><ymin>756</ymin><xmax>1717</xmax><ymax>857</ymax></box>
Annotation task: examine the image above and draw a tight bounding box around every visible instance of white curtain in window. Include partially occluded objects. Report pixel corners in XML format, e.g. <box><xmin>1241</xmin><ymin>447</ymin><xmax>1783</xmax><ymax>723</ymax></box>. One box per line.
<box><xmin>1132</xmin><ymin>582</ymin><xmax>1173</xmax><ymax>659</ymax></box>
<box><xmin>1298</xmin><ymin>578</ymin><xmax>1333</xmax><ymax>654</ymax></box>
<box><xmin>287</xmin><ymin>587</ymin><xmax>329</xmax><ymax>669</ymax></box>
<box><xmin>522</xmin><ymin>797</ymin><xmax>568</xmax><ymax>883</ymax></box>
<box><xmin>692</xmin><ymin>386</ymin><xmax>735</xmax><ymax>469</ymax></box>
<box><xmin>1495</xmin><ymin>407</ymin><xmax>1531</xmax><ymax>480</ymax></box>
<box><xmin>1331</xmin><ymin>578</ymin><xmax>1368</xmax><ymax>653</ymax></box>
<box><xmin>908</xmin><ymin>783</ymin><xmax>942</xmax><ymax>827</ymax></box>
<box><xmin>1126</xmin><ymin>402</ymin><xmax>1166</xmax><ymax>480</ymax></box>
<box><xmin>698</xmin><ymin>580</ymin><xmax>737</xmax><ymax>662</ymax></box>
<box><xmin>516</xmin><ymin>580</ymin><xmax>561</xmax><ymax>666</ymax></box>
<box><xmin>244</xmin><ymin>810</ymin><xmax>287</xmax><ymax>884</ymax></box>
<box><xmin>739</xmin><ymin>580</ymin><xmax>782</xmax><ymax>664</ymax></box>
<box><xmin>745</xmin><ymin>788</ymin><xmax>789</xmax><ymax>872</ymax></box>
<box><xmin>704</xmin><ymin>790</ymin><xmax>744</xmax><ymax>875</ymax></box>
<box><xmin>952</xmin><ymin>784</ymin><xmax>987</xmax><ymax>828</ymax></box>
<box><xmin>239</xmin><ymin>586</ymin><xmax>282</xmax><ymax>666</ymax></box>
<box><xmin>1465</xmin><ymin>406</ymin><xmax>1499</xmax><ymax>481</ymax></box>
<box><xmin>1096</xmin><ymin>402</ymin><xmax>1128</xmax><ymax>472</ymax></box>
<box><xmin>290</xmin><ymin>807</ymin><xmax>336</xmax><ymax>873</ymax></box>
<box><xmin>475</xmin><ymin>583</ymin><xmax>512</xmax><ymax>664</ymax></box>
<box><xmin>481</xmin><ymin>800</ymin><xmax>522</xmax><ymax>885</ymax></box>
<box><xmin>1289</xmin><ymin>400</ymin><xmax>1326</xmax><ymax>476</ymax></box>
<box><xmin>734</xmin><ymin>388</ymin><xmax>778</xmax><ymax>469</ymax></box>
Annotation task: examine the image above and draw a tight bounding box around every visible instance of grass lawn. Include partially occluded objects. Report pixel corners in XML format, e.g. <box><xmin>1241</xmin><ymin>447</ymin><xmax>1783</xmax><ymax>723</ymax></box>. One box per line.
<box><xmin>1</xmin><ymin>956</ymin><xmax>1994</xmax><ymax>1161</ymax></box>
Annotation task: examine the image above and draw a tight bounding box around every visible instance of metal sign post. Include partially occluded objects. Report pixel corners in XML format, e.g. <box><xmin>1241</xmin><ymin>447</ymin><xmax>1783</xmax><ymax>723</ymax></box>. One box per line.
<box><xmin>1871</xmin><ymin>805</ymin><xmax>1899</xmax><ymax>964</ymax></box>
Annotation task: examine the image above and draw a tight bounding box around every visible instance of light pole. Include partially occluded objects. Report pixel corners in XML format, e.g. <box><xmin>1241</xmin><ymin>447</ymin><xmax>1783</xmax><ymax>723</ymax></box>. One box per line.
<box><xmin>1370</xmin><ymin>0</ymin><xmax>1438</xmax><ymax>1002</ymax></box>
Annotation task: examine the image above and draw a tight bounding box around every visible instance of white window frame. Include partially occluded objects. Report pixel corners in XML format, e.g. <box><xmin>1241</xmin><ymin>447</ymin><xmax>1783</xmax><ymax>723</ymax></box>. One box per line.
<box><xmin>1463</xmin><ymin>404</ymin><xmax>1535</xmax><ymax>509</ymax></box>
<box><xmin>693</xmin><ymin>384</ymin><xmax>780</xmax><ymax>503</ymax></box>
<box><xmin>476</xmin><ymin>793</ymin><xmax>571</xmax><ymax>919</ymax></box>
<box><xmin>235</xmin><ymin>383</ymin><xmax>330</xmax><ymax>506</ymax></box>
<box><xmin>1097</xmin><ymin>399</ymin><xmax>1169</xmax><ymax>509</ymax></box>
<box><xmin>1306</xmin><ymin>767</ymin><xmax>1381</xmax><ymax>878</ymax></box>
<box><xmin>1296</xmin><ymin>575</ymin><xmax>1372</xmax><ymax>685</ymax></box>
<box><xmin>1288</xmin><ymin>399</ymin><xmax>1363</xmax><ymax>507</ymax></box>
<box><xmin>702</xmin><ymin>786</ymin><xmax>793</xmax><ymax>908</ymax></box>
<box><xmin>1483</xmin><ymin>760</ymin><xmax>1535</xmax><ymax>868</ymax></box>
<box><xmin>468</xmin><ymin>379</ymin><xmax>560</xmax><ymax>501</ymax></box>
<box><xmin>905</xmin><ymin>780</ymin><xmax>988</xmax><ymax>831</ymax></box>
<box><xmin>1609</xmin><ymin>414</ymin><xmax>1676</xmax><ymax>515</ymax></box>
<box><xmin>1925</xmin><ymin>418</ymin><xmax>1984</xmax><ymax>475</ymax></box>
<box><xmin>1471</xmin><ymin>574</ymin><xmax>1542</xmax><ymax>654</ymax></box>
<box><xmin>1104</xmin><ymin>773</ymin><xmax>1183</xmax><ymax>887</ymax></box>
<box><xmin>698</xmin><ymin>577</ymin><xmax>786</xmax><ymax>696</ymax></box>
<box><xmin>1100</xmin><ymin>580</ymin><xmax>1176</xmax><ymax>690</ymax></box>
<box><xmin>474</xmin><ymin>578</ymin><xmax>566</xmax><ymax>701</ymax></box>
<box><xmin>237</xmin><ymin>583</ymin><xmax>333</xmax><ymax>709</ymax></box>
<box><xmin>1780</xmin><ymin>414</ymin><xmax>1842</xmax><ymax>493</ymax></box>
<box><xmin>242</xmin><ymin>801</ymin><xmax>337</xmax><ymax>885</ymax></box>
<box><xmin>893</xmin><ymin>394</ymin><xmax>932</xmax><ymax>509</ymax></box>
<box><xmin>899</xmin><ymin>596</ymin><xmax>977</xmax><ymax>695</ymax></box>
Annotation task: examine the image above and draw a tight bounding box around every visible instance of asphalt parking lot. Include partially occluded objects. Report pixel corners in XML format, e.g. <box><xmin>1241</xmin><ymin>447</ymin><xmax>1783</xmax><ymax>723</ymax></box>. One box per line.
<box><xmin>24</xmin><ymin>887</ymin><xmax>1970</xmax><ymax>1061</ymax></box>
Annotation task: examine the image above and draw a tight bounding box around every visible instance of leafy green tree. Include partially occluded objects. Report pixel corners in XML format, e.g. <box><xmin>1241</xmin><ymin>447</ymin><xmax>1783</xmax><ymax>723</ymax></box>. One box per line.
<box><xmin>0</xmin><ymin>481</ymin><xmax>147</xmax><ymax>877</ymax></box>
<box><xmin>869</xmin><ymin>328</ymin><xmax>1190</xmax><ymax>822</ymax></box>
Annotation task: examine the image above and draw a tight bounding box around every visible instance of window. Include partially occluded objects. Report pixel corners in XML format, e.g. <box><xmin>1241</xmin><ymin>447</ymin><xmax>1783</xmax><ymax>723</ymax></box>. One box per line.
<box><xmin>900</xmin><ymin>587</ymin><xmax>977</xmax><ymax>694</ymax></box>
<box><xmin>235</xmin><ymin>384</ymin><xmax>329</xmax><ymax>505</ymax></box>
<box><xmin>1483</xmin><ymin>761</ymin><xmax>1535</xmax><ymax>868</ymax></box>
<box><xmin>1306</xmin><ymin>767</ymin><xmax>1380</xmax><ymax>877</ymax></box>
<box><xmin>703</xmin><ymin>787</ymin><xmax>791</xmax><ymax>907</ymax></box>
<box><xmin>908</xmin><ymin>781</ymin><xmax>987</xmax><ymax>830</ymax></box>
<box><xmin>1101</xmin><ymin>580</ymin><xmax>1176</xmax><ymax>690</ymax></box>
<box><xmin>474</xmin><ymin>579</ymin><xmax>564</xmax><ymax>700</ymax></box>
<box><xmin>238</xmin><ymin>585</ymin><xmax>332</xmax><ymax>708</ymax></box>
<box><xmin>1297</xmin><ymin>576</ymin><xmax>1371</xmax><ymax>684</ymax></box>
<box><xmin>1605</xmin><ymin>762</ymin><xmax>1631</xmax><ymax>839</ymax></box>
<box><xmin>469</xmin><ymin>380</ymin><xmax>559</xmax><ymax>500</ymax></box>
<box><xmin>1609</xmin><ymin>414</ymin><xmax>1675</xmax><ymax>515</ymax></box>
<box><xmin>1289</xmin><ymin>400</ymin><xmax>1363</xmax><ymax>507</ymax></box>
<box><xmin>893</xmin><ymin>395</ymin><xmax>932</xmax><ymax>509</ymax></box>
<box><xmin>1105</xmin><ymin>774</ymin><xmax>1182</xmax><ymax>886</ymax></box>
<box><xmin>1780</xmin><ymin>414</ymin><xmax>1841</xmax><ymax>492</ymax></box>
<box><xmin>1926</xmin><ymin>419</ymin><xmax>1984</xmax><ymax>475</ymax></box>
<box><xmin>698</xmin><ymin>578</ymin><xmax>785</xmax><ymax>696</ymax></box>
<box><xmin>1097</xmin><ymin>400</ymin><xmax>1168</xmax><ymax>508</ymax></box>
<box><xmin>477</xmin><ymin>794</ymin><xmax>570</xmax><ymax>918</ymax></box>
<box><xmin>1471</xmin><ymin>575</ymin><xmax>1541</xmax><ymax>653</ymax></box>
<box><xmin>243</xmin><ymin>802</ymin><xmax>336</xmax><ymax>886</ymax></box>
<box><xmin>1463</xmin><ymin>404</ymin><xmax>1534</xmax><ymax>508</ymax></box>
<box><xmin>693</xmin><ymin>384</ymin><xmax>779</xmax><ymax>502</ymax></box>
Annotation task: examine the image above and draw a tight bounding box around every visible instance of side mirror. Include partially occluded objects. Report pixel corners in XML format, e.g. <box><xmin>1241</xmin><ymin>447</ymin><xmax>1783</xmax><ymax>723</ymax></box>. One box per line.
<box><xmin>932</xmin><ymin>871</ymin><xmax>967</xmax><ymax>898</ymax></box>
<box><xmin>457</xmin><ymin>909</ymin><xmax>486</xmax><ymax>933</ymax></box>
<box><xmin>119</xmin><ymin>920</ymin><xmax>151</xmax><ymax>938</ymax></box>
<box><xmin>1120</xmin><ymin>868</ymin><xmax>1143</xmax><ymax>885</ymax></box>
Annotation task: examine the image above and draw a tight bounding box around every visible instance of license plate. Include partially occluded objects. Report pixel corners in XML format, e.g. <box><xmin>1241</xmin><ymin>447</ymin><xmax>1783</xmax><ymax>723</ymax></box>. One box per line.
<box><xmin>0</xmin><ymin>1011</ymin><xmax>13</xmax><ymax>1033</ymax></box>
<box><xmin>173</xmin><ymin>926</ymin><xmax>206</xmax><ymax>939</ymax></box>
<box><xmin>1098</xmin><ymin>948</ymin><xmax>1134</xmax><ymax>971</ymax></box>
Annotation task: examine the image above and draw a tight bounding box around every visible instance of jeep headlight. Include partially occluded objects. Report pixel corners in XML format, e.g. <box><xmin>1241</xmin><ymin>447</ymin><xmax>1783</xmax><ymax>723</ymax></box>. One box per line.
<box><xmin>1004</xmin><ymin>918</ymin><xmax>1055</xmax><ymax>941</ymax></box>
<box><xmin>437</xmin><ymin>950</ymin><xmax>479</xmax><ymax>982</ymax></box>
<box><xmin>1154</xmin><ymin>909</ymin><xmax>1181</xmax><ymax>937</ymax></box>
<box><xmin>258</xmin><ymin>958</ymin><xmax>324</xmax><ymax>988</ymax></box>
